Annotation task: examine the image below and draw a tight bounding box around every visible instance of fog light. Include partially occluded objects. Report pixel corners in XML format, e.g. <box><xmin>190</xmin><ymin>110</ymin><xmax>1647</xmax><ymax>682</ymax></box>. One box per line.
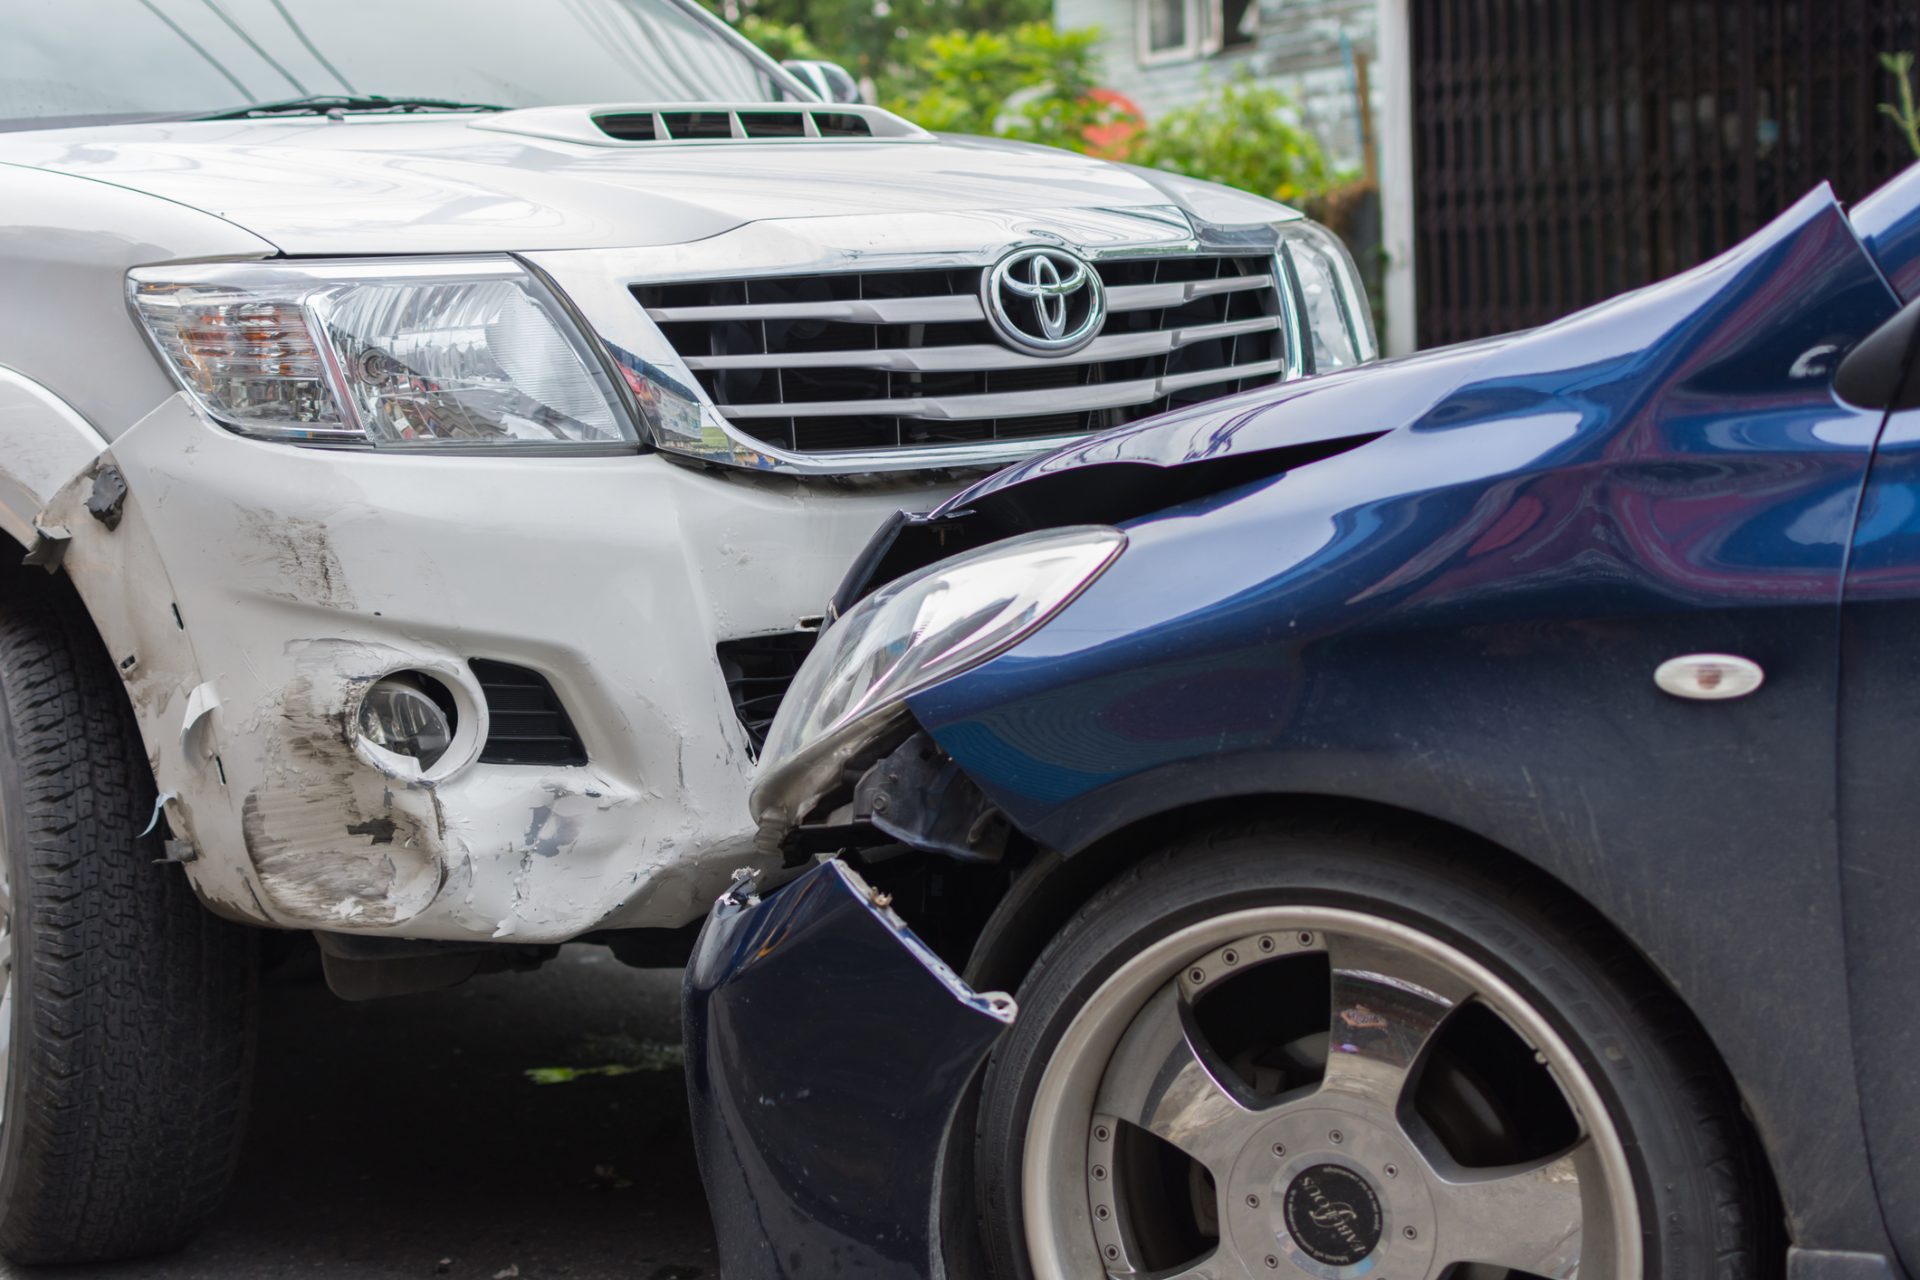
<box><xmin>358</xmin><ymin>677</ymin><xmax>454</xmax><ymax>770</ymax></box>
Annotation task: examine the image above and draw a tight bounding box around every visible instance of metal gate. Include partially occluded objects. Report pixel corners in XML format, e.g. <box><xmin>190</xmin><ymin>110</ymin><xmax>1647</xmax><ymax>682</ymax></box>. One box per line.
<box><xmin>1411</xmin><ymin>0</ymin><xmax>1920</xmax><ymax>346</ymax></box>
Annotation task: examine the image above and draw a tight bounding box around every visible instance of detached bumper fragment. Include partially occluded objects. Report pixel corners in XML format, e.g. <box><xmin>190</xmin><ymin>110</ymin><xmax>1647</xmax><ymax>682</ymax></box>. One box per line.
<box><xmin>683</xmin><ymin>860</ymin><xmax>1014</xmax><ymax>1280</ymax></box>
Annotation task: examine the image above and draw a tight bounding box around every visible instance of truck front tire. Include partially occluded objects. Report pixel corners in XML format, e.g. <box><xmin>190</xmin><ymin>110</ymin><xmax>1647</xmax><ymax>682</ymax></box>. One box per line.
<box><xmin>0</xmin><ymin>565</ymin><xmax>257</xmax><ymax>1264</ymax></box>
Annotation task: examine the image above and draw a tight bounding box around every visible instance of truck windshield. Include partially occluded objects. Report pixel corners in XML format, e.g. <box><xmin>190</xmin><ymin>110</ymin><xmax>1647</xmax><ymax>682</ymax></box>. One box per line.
<box><xmin>2</xmin><ymin>0</ymin><xmax>800</xmax><ymax>132</ymax></box>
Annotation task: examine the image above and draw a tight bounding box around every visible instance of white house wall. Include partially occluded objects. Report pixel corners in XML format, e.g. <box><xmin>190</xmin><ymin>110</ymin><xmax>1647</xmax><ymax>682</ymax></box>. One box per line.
<box><xmin>1062</xmin><ymin>0</ymin><xmax>1380</xmax><ymax>170</ymax></box>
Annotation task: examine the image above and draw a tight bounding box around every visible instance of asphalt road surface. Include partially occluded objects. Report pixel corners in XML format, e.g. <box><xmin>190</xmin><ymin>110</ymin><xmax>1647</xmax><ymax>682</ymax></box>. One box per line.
<box><xmin>9</xmin><ymin>948</ymin><xmax>717</xmax><ymax>1280</ymax></box>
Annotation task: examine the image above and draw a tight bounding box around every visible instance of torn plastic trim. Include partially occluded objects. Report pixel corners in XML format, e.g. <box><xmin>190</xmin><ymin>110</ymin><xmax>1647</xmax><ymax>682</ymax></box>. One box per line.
<box><xmin>834</xmin><ymin>857</ymin><xmax>1014</xmax><ymax>1021</ymax></box>
<box><xmin>85</xmin><ymin>465</ymin><xmax>128</xmax><ymax>529</ymax></box>
<box><xmin>684</xmin><ymin>856</ymin><xmax>1013</xmax><ymax>1280</ymax></box>
<box><xmin>854</xmin><ymin>731</ymin><xmax>1009</xmax><ymax>862</ymax></box>
<box><xmin>25</xmin><ymin>449</ymin><xmax>232</xmax><ymax>911</ymax></box>
<box><xmin>21</xmin><ymin>524</ymin><xmax>70</xmax><ymax>572</ymax></box>
<box><xmin>775</xmin><ymin>730</ymin><xmax>1011</xmax><ymax>865</ymax></box>
<box><xmin>699</xmin><ymin>858</ymin><xmax>1017</xmax><ymax>1027</ymax></box>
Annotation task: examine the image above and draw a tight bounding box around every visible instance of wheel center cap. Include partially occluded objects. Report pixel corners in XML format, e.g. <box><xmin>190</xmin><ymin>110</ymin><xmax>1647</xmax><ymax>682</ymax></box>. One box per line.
<box><xmin>1280</xmin><ymin>1163</ymin><xmax>1384</xmax><ymax>1267</ymax></box>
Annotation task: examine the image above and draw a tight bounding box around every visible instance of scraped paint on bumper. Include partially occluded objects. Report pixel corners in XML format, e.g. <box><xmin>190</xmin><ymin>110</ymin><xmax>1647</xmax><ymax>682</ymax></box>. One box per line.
<box><xmin>42</xmin><ymin>394</ymin><xmax>956</xmax><ymax>941</ymax></box>
<box><xmin>683</xmin><ymin>860</ymin><xmax>1014</xmax><ymax>1280</ymax></box>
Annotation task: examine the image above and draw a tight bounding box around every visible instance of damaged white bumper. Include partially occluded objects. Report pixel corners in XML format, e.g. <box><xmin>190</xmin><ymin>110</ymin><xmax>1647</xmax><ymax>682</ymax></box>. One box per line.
<box><xmin>46</xmin><ymin>394</ymin><xmax>953</xmax><ymax>942</ymax></box>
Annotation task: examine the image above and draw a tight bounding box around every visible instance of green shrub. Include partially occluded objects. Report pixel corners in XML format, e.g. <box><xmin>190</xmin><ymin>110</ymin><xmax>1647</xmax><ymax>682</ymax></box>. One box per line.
<box><xmin>882</xmin><ymin>23</ymin><xmax>1129</xmax><ymax>150</ymax></box>
<box><xmin>725</xmin><ymin>12</ymin><xmax>1343</xmax><ymax>208</ymax></box>
<box><xmin>724</xmin><ymin>0</ymin><xmax>1049</xmax><ymax>82</ymax></box>
<box><xmin>1882</xmin><ymin>52</ymin><xmax>1920</xmax><ymax>159</ymax></box>
<box><xmin>735</xmin><ymin>14</ymin><xmax>827</xmax><ymax>62</ymax></box>
<box><xmin>1131</xmin><ymin>76</ymin><xmax>1336</xmax><ymax>205</ymax></box>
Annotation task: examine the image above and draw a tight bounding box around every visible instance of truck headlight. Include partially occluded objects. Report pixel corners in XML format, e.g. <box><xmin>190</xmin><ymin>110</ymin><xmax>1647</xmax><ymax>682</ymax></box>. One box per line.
<box><xmin>1277</xmin><ymin>221</ymin><xmax>1378</xmax><ymax>372</ymax></box>
<box><xmin>751</xmin><ymin>525</ymin><xmax>1126</xmax><ymax>828</ymax></box>
<box><xmin>129</xmin><ymin>257</ymin><xmax>634</xmax><ymax>449</ymax></box>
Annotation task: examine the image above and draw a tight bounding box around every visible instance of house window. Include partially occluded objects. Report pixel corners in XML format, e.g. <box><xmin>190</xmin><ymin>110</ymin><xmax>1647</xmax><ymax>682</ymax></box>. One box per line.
<box><xmin>1218</xmin><ymin>0</ymin><xmax>1257</xmax><ymax>49</ymax></box>
<box><xmin>1137</xmin><ymin>0</ymin><xmax>1257</xmax><ymax>64</ymax></box>
<box><xmin>1140</xmin><ymin>0</ymin><xmax>1199</xmax><ymax>62</ymax></box>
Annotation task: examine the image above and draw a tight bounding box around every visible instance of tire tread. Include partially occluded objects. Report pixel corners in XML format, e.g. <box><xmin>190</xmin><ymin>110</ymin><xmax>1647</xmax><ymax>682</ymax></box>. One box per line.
<box><xmin>975</xmin><ymin>814</ymin><xmax>1776</xmax><ymax>1280</ymax></box>
<box><xmin>0</xmin><ymin>570</ymin><xmax>257</xmax><ymax>1265</ymax></box>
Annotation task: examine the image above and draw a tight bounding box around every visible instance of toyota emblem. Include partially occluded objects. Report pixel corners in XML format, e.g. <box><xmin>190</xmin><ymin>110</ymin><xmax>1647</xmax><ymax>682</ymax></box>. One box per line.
<box><xmin>982</xmin><ymin>246</ymin><xmax>1105</xmax><ymax>357</ymax></box>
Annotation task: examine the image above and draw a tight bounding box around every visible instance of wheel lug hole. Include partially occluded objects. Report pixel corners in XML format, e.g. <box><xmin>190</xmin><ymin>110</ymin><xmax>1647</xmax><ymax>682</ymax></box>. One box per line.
<box><xmin>1328</xmin><ymin>1129</ymin><xmax>1343</xmax><ymax>1144</ymax></box>
<box><xmin>1095</xmin><ymin>1205</ymin><xmax>1111</xmax><ymax>1221</ymax></box>
<box><xmin>1245</xmin><ymin>1193</ymin><xmax>1260</xmax><ymax>1209</ymax></box>
<box><xmin>1383</xmin><ymin>1163</ymin><xmax>1398</xmax><ymax>1178</ymax></box>
<box><xmin>1402</xmin><ymin>1226</ymin><xmax>1418</xmax><ymax>1241</ymax></box>
<box><xmin>1297</xmin><ymin>932</ymin><xmax>1313</xmax><ymax>946</ymax></box>
<box><xmin>1222</xmin><ymin>949</ymin><xmax>1238</xmax><ymax>965</ymax></box>
<box><xmin>1094</xmin><ymin>1125</ymin><xmax>1111</xmax><ymax>1143</ymax></box>
<box><xmin>1188</xmin><ymin>967</ymin><xmax>1206</xmax><ymax>984</ymax></box>
<box><xmin>1258</xmin><ymin>936</ymin><xmax>1275</xmax><ymax>952</ymax></box>
<box><xmin>1092</xmin><ymin>1165</ymin><xmax>1107</xmax><ymax>1181</ymax></box>
<box><xmin>1104</xmin><ymin>1245</ymin><xmax>1120</xmax><ymax>1261</ymax></box>
<box><xmin>1271</xmin><ymin>1142</ymin><xmax>1286</xmax><ymax>1158</ymax></box>
<box><xmin>1264</xmin><ymin>1257</ymin><xmax>1279</xmax><ymax>1270</ymax></box>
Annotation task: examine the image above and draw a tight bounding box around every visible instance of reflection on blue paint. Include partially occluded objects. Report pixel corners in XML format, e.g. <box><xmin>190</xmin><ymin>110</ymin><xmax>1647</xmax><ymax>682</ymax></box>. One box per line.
<box><xmin>908</xmin><ymin>187</ymin><xmax>1900</xmax><ymax>855</ymax></box>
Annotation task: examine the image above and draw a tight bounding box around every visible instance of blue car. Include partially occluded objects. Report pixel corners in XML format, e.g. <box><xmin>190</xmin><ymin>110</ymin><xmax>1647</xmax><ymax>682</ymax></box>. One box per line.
<box><xmin>684</xmin><ymin>162</ymin><xmax>1920</xmax><ymax>1280</ymax></box>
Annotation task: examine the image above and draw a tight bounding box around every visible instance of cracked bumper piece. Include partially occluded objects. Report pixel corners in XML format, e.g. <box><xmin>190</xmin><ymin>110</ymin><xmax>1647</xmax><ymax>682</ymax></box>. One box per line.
<box><xmin>683</xmin><ymin>860</ymin><xmax>1014</xmax><ymax>1280</ymax></box>
<box><xmin>61</xmin><ymin>395</ymin><xmax>953</xmax><ymax>941</ymax></box>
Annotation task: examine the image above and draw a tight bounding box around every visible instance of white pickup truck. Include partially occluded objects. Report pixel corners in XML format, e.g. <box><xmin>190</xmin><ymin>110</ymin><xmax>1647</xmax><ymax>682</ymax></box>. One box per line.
<box><xmin>0</xmin><ymin>0</ymin><xmax>1374</xmax><ymax>1261</ymax></box>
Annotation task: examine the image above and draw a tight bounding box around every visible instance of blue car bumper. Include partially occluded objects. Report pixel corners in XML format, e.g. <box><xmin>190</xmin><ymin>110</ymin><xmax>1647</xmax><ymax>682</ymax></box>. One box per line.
<box><xmin>682</xmin><ymin>860</ymin><xmax>1015</xmax><ymax>1280</ymax></box>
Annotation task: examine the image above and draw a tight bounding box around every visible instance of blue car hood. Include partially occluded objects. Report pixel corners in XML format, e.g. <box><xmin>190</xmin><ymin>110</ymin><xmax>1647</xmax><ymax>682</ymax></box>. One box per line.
<box><xmin>957</xmin><ymin>339</ymin><xmax>1495</xmax><ymax>496</ymax></box>
<box><xmin>959</xmin><ymin>179</ymin><xmax>1899</xmax><ymax>505</ymax></box>
<box><xmin>1852</xmin><ymin>159</ymin><xmax>1920</xmax><ymax>303</ymax></box>
<box><xmin>832</xmin><ymin>182</ymin><xmax>1900</xmax><ymax>614</ymax></box>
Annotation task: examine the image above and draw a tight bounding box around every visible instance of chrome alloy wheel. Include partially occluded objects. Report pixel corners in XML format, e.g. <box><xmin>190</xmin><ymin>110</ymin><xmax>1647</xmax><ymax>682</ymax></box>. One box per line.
<box><xmin>1022</xmin><ymin>908</ymin><xmax>1642</xmax><ymax>1280</ymax></box>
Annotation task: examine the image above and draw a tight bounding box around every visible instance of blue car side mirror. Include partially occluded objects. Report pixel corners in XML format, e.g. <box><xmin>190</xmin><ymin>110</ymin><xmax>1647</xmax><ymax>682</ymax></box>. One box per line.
<box><xmin>1837</xmin><ymin>293</ymin><xmax>1920</xmax><ymax>411</ymax></box>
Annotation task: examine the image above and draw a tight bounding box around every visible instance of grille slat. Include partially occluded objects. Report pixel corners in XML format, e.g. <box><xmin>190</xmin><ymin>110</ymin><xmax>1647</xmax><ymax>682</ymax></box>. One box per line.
<box><xmin>716</xmin><ymin>360</ymin><xmax>1286</xmax><ymax>421</ymax></box>
<box><xmin>636</xmin><ymin>254</ymin><xmax>1288</xmax><ymax>456</ymax></box>
<box><xmin>470</xmin><ymin>660</ymin><xmax>588</xmax><ymax>766</ymax></box>
<box><xmin>646</xmin><ymin>296</ymin><xmax>983</xmax><ymax>325</ymax></box>
<box><xmin>642</xmin><ymin>275</ymin><xmax>1274</xmax><ymax>327</ymax></box>
<box><xmin>1103</xmin><ymin>274</ymin><xmax>1275</xmax><ymax>310</ymax></box>
<box><xmin>681</xmin><ymin>315</ymin><xmax>1281</xmax><ymax>373</ymax></box>
<box><xmin>716</xmin><ymin>633</ymin><xmax>818</xmax><ymax>754</ymax></box>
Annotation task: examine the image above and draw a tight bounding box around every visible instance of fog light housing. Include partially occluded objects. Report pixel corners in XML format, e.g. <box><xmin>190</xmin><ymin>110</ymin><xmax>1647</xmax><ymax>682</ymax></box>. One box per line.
<box><xmin>358</xmin><ymin>677</ymin><xmax>455</xmax><ymax>770</ymax></box>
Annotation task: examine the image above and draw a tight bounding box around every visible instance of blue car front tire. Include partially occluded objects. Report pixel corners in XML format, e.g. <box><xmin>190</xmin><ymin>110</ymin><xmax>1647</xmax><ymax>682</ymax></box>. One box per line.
<box><xmin>973</xmin><ymin>818</ymin><xmax>1777</xmax><ymax>1280</ymax></box>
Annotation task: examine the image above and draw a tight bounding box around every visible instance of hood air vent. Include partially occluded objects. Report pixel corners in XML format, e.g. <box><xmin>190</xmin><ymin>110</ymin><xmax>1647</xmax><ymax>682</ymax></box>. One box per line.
<box><xmin>472</xmin><ymin>103</ymin><xmax>921</xmax><ymax>147</ymax></box>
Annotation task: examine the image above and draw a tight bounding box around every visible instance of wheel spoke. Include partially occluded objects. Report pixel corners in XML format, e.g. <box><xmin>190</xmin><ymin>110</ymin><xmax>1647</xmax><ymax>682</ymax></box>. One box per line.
<box><xmin>1096</xmin><ymin>1246</ymin><xmax>1253</xmax><ymax>1280</ymax></box>
<box><xmin>1316</xmin><ymin>931</ymin><xmax>1471</xmax><ymax>1111</ymax></box>
<box><xmin>1093</xmin><ymin>983</ymin><xmax>1259</xmax><ymax>1176</ymax></box>
<box><xmin>1426</xmin><ymin>1141</ymin><xmax>1590</xmax><ymax>1276</ymax></box>
<box><xmin>1146</xmin><ymin>1248</ymin><xmax>1252</xmax><ymax>1280</ymax></box>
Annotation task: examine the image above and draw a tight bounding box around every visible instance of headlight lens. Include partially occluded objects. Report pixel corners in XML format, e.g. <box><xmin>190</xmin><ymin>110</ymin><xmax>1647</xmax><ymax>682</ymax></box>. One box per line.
<box><xmin>752</xmin><ymin>525</ymin><xmax>1126</xmax><ymax>823</ymax></box>
<box><xmin>129</xmin><ymin>257</ymin><xmax>633</xmax><ymax>448</ymax></box>
<box><xmin>1279</xmin><ymin>221</ymin><xmax>1378</xmax><ymax>372</ymax></box>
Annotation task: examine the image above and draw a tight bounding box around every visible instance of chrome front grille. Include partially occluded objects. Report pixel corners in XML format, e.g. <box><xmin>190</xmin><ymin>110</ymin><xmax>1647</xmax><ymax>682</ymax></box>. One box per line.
<box><xmin>634</xmin><ymin>254</ymin><xmax>1289</xmax><ymax>454</ymax></box>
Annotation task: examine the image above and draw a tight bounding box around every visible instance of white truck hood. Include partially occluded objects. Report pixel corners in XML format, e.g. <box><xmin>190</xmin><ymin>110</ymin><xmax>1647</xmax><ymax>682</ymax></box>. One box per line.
<box><xmin>0</xmin><ymin>110</ymin><xmax>1290</xmax><ymax>256</ymax></box>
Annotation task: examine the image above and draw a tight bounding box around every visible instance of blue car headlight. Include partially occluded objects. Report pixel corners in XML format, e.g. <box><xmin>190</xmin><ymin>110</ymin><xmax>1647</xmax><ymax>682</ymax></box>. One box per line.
<box><xmin>750</xmin><ymin>525</ymin><xmax>1127</xmax><ymax>829</ymax></box>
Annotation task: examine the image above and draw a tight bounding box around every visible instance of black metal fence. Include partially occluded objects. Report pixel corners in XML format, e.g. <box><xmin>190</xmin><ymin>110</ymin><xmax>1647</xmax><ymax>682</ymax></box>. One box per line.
<box><xmin>1411</xmin><ymin>0</ymin><xmax>1920</xmax><ymax>346</ymax></box>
